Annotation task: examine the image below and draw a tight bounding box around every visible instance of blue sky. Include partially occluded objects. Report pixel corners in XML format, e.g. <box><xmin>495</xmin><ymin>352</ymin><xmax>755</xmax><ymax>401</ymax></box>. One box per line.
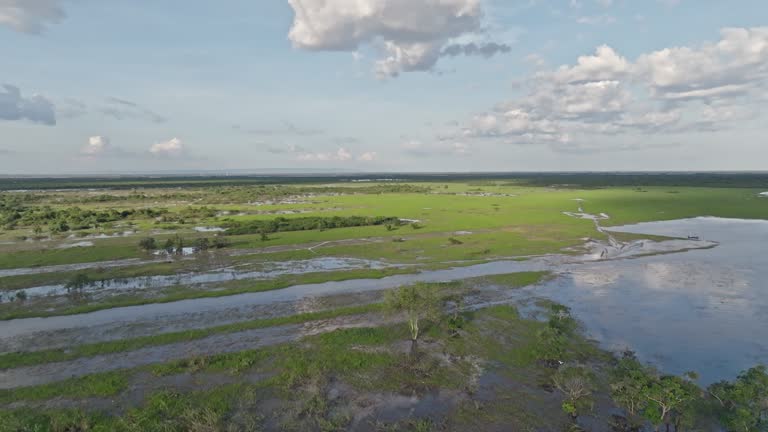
<box><xmin>1</xmin><ymin>0</ymin><xmax>767</xmax><ymax>174</ymax></box>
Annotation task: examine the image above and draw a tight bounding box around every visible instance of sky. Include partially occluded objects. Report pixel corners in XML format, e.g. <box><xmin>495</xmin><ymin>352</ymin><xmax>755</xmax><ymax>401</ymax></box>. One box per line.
<box><xmin>0</xmin><ymin>0</ymin><xmax>767</xmax><ymax>174</ymax></box>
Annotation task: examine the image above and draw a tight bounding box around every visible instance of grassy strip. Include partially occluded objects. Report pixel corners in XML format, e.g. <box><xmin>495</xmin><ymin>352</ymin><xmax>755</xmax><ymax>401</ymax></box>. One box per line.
<box><xmin>1</xmin><ymin>271</ymin><xmax>553</xmax><ymax>370</ymax></box>
<box><xmin>0</xmin><ymin>303</ymin><xmax>383</xmax><ymax>370</ymax></box>
<box><xmin>0</xmin><ymin>370</ymin><xmax>129</xmax><ymax>404</ymax></box>
<box><xmin>1</xmin><ymin>269</ymin><xmax>552</xmax><ymax>362</ymax></box>
<box><xmin>0</xmin><ymin>267</ymin><xmax>415</xmax><ymax>320</ymax></box>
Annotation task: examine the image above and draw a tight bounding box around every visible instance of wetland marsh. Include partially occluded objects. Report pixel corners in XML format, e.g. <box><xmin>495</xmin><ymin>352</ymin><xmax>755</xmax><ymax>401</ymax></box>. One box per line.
<box><xmin>1</xmin><ymin>174</ymin><xmax>767</xmax><ymax>431</ymax></box>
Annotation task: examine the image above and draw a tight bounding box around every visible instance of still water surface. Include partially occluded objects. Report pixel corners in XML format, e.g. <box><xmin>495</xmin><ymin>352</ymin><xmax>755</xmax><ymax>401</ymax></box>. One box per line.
<box><xmin>535</xmin><ymin>217</ymin><xmax>768</xmax><ymax>384</ymax></box>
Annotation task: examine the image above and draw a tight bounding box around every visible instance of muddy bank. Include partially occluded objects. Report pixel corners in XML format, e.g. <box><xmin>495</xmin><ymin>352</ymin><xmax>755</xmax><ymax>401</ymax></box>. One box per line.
<box><xmin>0</xmin><ymin>313</ymin><xmax>395</xmax><ymax>389</ymax></box>
<box><xmin>0</xmin><ymin>291</ymin><xmax>384</xmax><ymax>355</ymax></box>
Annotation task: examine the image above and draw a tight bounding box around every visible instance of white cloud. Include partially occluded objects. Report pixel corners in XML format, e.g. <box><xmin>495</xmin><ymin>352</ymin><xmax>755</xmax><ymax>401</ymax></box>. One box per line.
<box><xmin>636</xmin><ymin>27</ymin><xmax>768</xmax><ymax>102</ymax></box>
<box><xmin>81</xmin><ymin>136</ymin><xmax>110</xmax><ymax>156</ymax></box>
<box><xmin>357</xmin><ymin>151</ymin><xmax>378</xmax><ymax>161</ymax></box>
<box><xmin>402</xmin><ymin>139</ymin><xmax>470</xmax><ymax>157</ymax></box>
<box><xmin>297</xmin><ymin>147</ymin><xmax>356</xmax><ymax>162</ymax></box>
<box><xmin>576</xmin><ymin>14</ymin><xmax>616</xmax><ymax>25</ymax></box>
<box><xmin>287</xmin><ymin>0</ymin><xmax>510</xmax><ymax>78</ymax></box>
<box><xmin>0</xmin><ymin>0</ymin><xmax>64</xmax><ymax>34</ymax></box>
<box><xmin>549</xmin><ymin>45</ymin><xmax>630</xmax><ymax>84</ymax></box>
<box><xmin>0</xmin><ymin>84</ymin><xmax>56</xmax><ymax>125</ymax></box>
<box><xmin>150</xmin><ymin>138</ymin><xmax>185</xmax><ymax>157</ymax></box>
<box><xmin>457</xmin><ymin>27</ymin><xmax>768</xmax><ymax>152</ymax></box>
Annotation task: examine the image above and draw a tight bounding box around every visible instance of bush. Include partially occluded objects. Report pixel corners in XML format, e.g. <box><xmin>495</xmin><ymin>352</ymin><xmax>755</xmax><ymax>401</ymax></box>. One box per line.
<box><xmin>224</xmin><ymin>216</ymin><xmax>402</xmax><ymax>236</ymax></box>
<box><xmin>138</xmin><ymin>237</ymin><xmax>157</xmax><ymax>251</ymax></box>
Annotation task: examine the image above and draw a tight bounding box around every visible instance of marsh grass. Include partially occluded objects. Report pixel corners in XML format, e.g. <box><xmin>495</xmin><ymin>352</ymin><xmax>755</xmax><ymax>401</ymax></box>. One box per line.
<box><xmin>0</xmin><ymin>304</ymin><xmax>383</xmax><ymax>369</ymax></box>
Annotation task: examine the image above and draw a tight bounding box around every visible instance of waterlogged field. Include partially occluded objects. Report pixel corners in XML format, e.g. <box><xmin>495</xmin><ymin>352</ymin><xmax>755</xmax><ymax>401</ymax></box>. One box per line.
<box><xmin>0</xmin><ymin>174</ymin><xmax>767</xmax><ymax>431</ymax></box>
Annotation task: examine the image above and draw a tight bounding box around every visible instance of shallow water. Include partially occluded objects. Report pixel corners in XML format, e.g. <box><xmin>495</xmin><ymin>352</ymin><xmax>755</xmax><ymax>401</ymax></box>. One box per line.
<box><xmin>1</xmin><ymin>218</ymin><xmax>763</xmax><ymax>385</ymax></box>
<box><xmin>3</xmin><ymin>258</ymin><xmax>399</xmax><ymax>300</ymax></box>
<box><xmin>531</xmin><ymin>217</ymin><xmax>768</xmax><ymax>384</ymax></box>
<box><xmin>194</xmin><ymin>226</ymin><xmax>226</xmax><ymax>232</ymax></box>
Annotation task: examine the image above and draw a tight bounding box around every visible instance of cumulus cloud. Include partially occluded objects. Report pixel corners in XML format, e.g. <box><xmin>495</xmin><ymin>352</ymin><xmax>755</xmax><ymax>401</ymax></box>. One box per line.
<box><xmin>0</xmin><ymin>0</ymin><xmax>65</xmax><ymax>34</ymax></box>
<box><xmin>457</xmin><ymin>27</ymin><xmax>768</xmax><ymax>152</ymax></box>
<box><xmin>357</xmin><ymin>151</ymin><xmax>378</xmax><ymax>161</ymax></box>
<box><xmin>273</xmin><ymin>145</ymin><xmax>376</xmax><ymax>162</ymax></box>
<box><xmin>149</xmin><ymin>138</ymin><xmax>185</xmax><ymax>157</ymax></box>
<box><xmin>0</xmin><ymin>84</ymin><xmax>56</xmax><ymax>125</ymax></box>
<box><xmin>287</xmin><ymin>0</ymin><xmax>510</xmax><ymax>78</ymax></box>
<box><xmin>81</xmin><ymin>136</ymin><xmax>110</xmax><ymax>156</ymax></box>
<box><xmin>636</xmin><ymin>27</ymin><xmax>768</xmax><ymax>102</ymax></box>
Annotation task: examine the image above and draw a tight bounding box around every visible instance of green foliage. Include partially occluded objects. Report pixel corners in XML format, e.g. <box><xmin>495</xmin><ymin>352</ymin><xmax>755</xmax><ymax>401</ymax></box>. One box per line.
<box><xmin>138</xmin><ymin>237</ymin><xmax>157</xmax><ymax>251</ymax></box>
<box><xmin>609</xmin><ymin>352</ymin><xmax>702</xmax><ymax>431</ymax></box>
<box><xmin>0</xmin><ymin>200</ymin><xmax>167</xmax><ymax>231</ymax></box>
<box><xmin>193</xmin><ymin>237</ymin><xmax>209</xmax><ymax>251</ymax></box>
<box><xmin>64</xmin><ymin>273</ymin><xmax>93</xmax><ymax>294</ymax></box>
<box><xmin>642</xmin><ymin>374</ymin><xmax>699</xmax><ymax>429</ymax></box>
<box><xmin>384</xmin><ymin>283</ymin><xmax>442</xmax><ymax>341</ymax></box>
<box><xmin>709</xmin><ymin>365</ymin><xmax>768</xmax><ymax>432</ymax></box>
<box><xmin>0</xmin><ymin>304</ymin><xmax>381</xmax><ymax>370</ymax></box>
<box><xmin>0</xmin><ymin>371</ymin><xmax>128</xmax><ymax>404</ymax></box>
<box><xmin>553</xmin><ymin>365</ymin><xmax>595</xmax><ymax>419</ymax></box>
<box><xmin>535</xmin><ymin>304</ymin><xmax>578</xmax><ymax>362</ymax></box>
<box><xmin>610</xmin><ymin>353</ymin><xmax>653</xmax><ymax>416</ymax></box>
<box><xmin>224</xmin><ymin>215</ymin><xmax>402</xmax><ymax>236</ymax></box>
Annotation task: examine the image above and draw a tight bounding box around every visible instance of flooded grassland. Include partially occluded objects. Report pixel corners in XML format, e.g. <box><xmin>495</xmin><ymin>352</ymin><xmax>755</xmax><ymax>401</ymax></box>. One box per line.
<box><xmin>1</xmin><ymin>181</ymin><xmax>767</xmax><ymax>431</ymax></box>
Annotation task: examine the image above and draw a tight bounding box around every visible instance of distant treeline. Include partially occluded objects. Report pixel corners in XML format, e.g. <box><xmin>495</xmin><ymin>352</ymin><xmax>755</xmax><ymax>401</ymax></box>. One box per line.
<box><xmin>1</xmin><ymin>200</ymin><xmax>167</xmax><ymax>231</ymax></box>
<box><xmin>224</xmin><ymin>216</ymin><xmax>401</xmax><ymax>235</ymax></box>
<box><xmin>1</xmin><ymin>173</ymin><xmax>767</xmax><ymax>190</ymax></box>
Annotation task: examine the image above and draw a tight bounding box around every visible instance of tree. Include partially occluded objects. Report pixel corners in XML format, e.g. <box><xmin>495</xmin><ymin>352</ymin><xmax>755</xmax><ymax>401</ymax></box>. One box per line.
<box><xmin>643</xmin><ymin>374</ymin><xmax>698</xmax><ymax>432</ymax></box>
<box><xmin>171</xmin><ymin>235</ymin><xmax>184</xmax><ymax>255</ymax></box>
<box><xmin>610</xmin><ymin>352</ymin><xmax>652</xmax><ymax>417</ymax></box>
<box><xmin>163</xmin><ymin>238</ymin><xmax>175</xmax><ymax>253</ymax></box>
<box><xmin>553</xmin><ymin>365</ymin><xmax>596</xmax><ymax>420</ymax></box>
<box><xmin>384</xmin><ymin>283</ymin><xmax>442</xmax><ymax>345</ymax></box>
<box><xmin>15</xmin><ymin>290</ymin><xmax>27</xmax><ymax>302</ymax></box>
<box><xmin>212</xmin><ymin>237</ymin><xmax>230</xmax><ymax>249</ymax></box>
<box><xmin>535</xmin><ymin>304</ymin><xmax>578</xmax><ymax>362</ymax></box>
<box><xmin>709</xmin><ymin>365</ymin><xmax>768</xmax><ymax>432</ymax></box>
<box><xmin>260</xmin><ymin>228</ymin><xmax>269</xmax><ymax>242</ymax></box>
<box><xmin>194</xmin><ymin>237</ymin><xmax>210</xmax><ymax>251</ymax></box>
<box><xmin>65</xmin><ymin>273</ymin><xmax>93</xmax><ymax>301</ymax></box>
<box><xmin>138</xmin><ymin>237</ymin><xmax>157</xmax><ymax>251</ymax></box>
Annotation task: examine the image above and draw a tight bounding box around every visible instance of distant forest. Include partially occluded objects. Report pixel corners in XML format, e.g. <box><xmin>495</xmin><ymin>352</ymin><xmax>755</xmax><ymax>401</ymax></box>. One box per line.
<box><xmin>0</xmin><ymin>172</ymin><xmax>767</xmax><ymax>190</ymax></box>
